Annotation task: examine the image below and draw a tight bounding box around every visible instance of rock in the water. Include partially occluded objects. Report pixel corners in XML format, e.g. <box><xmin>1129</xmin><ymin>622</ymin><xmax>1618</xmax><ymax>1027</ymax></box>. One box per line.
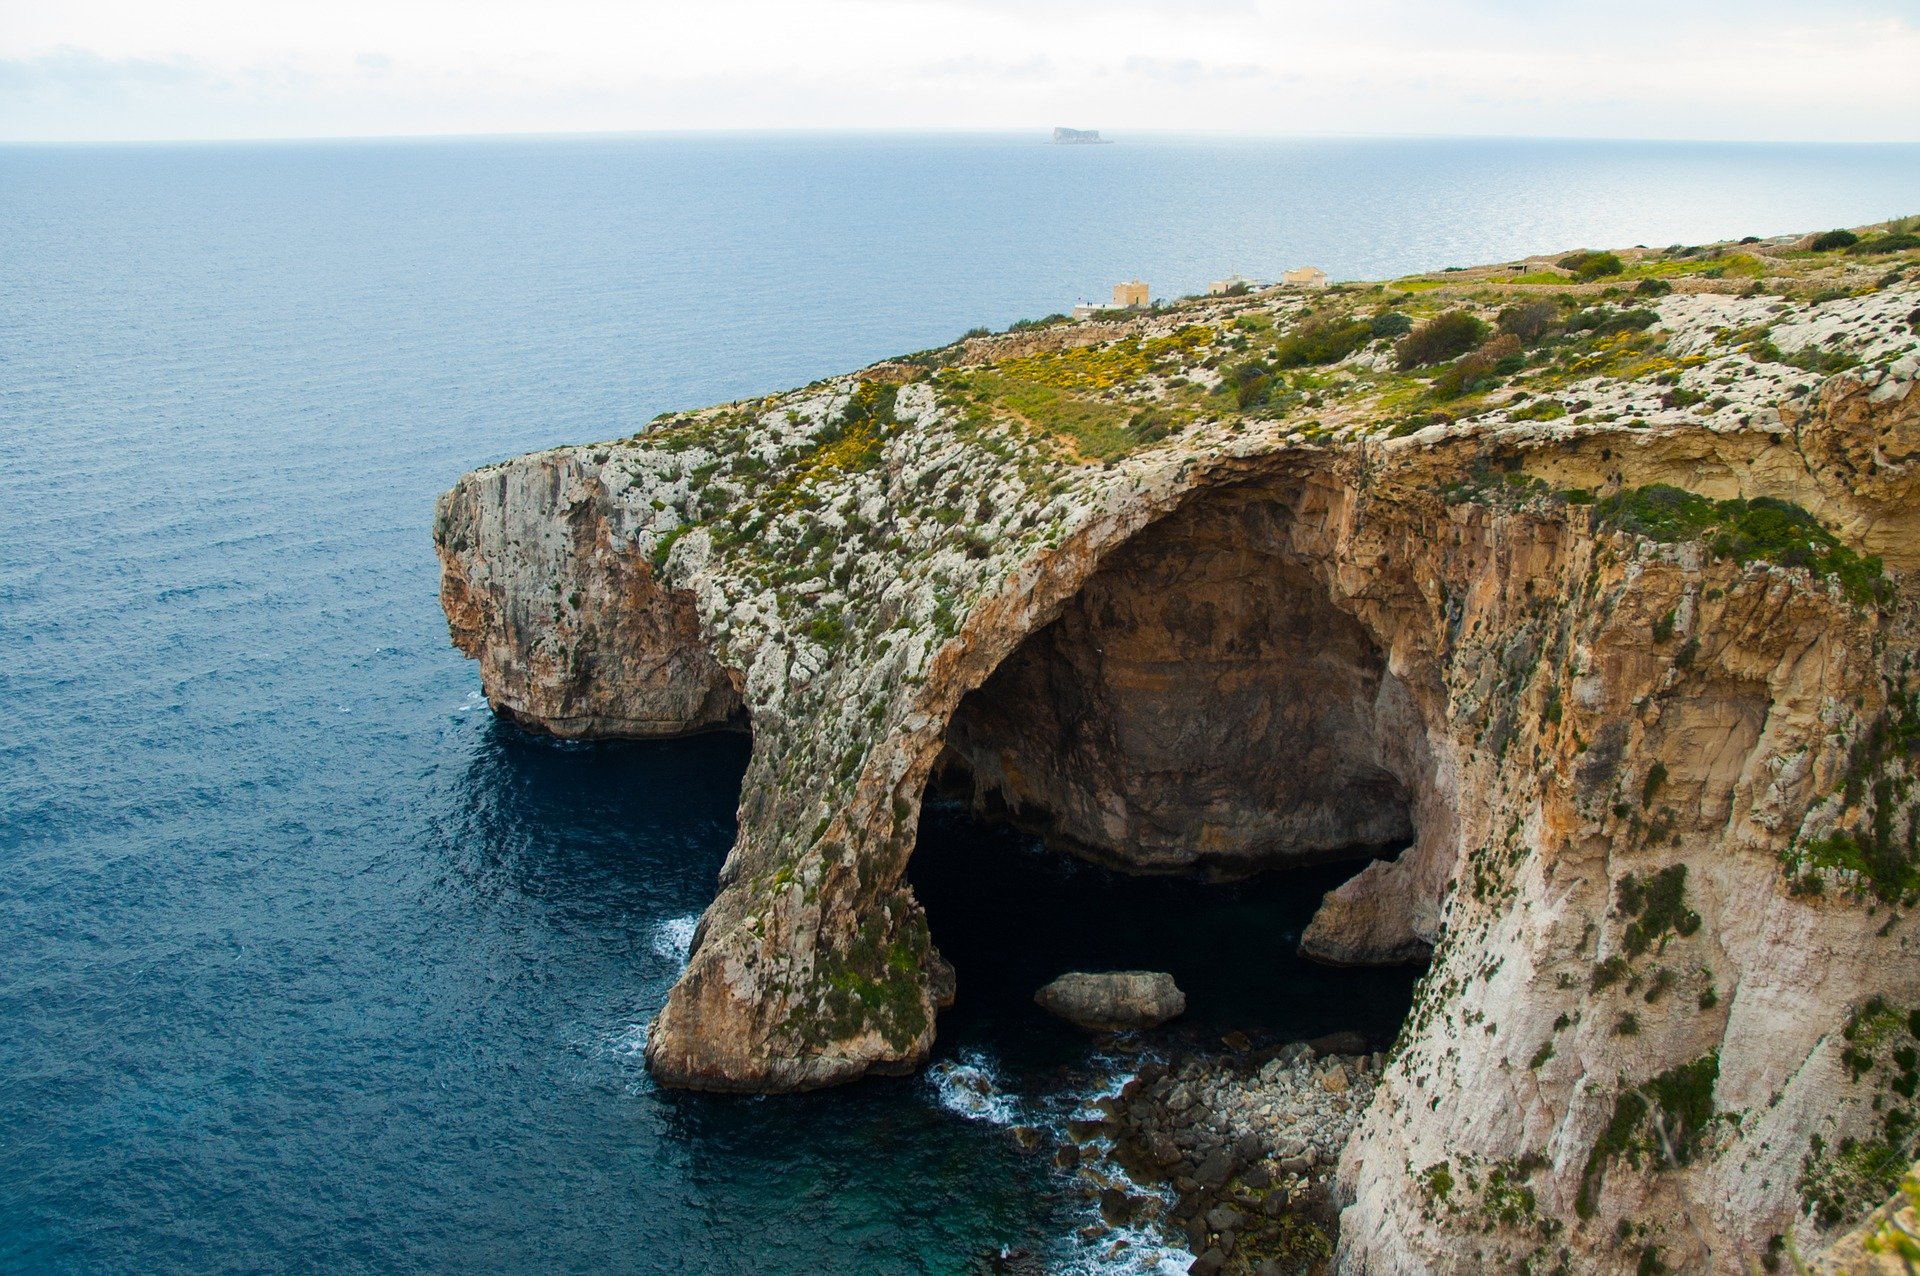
<box><xmin>1099</xmin><ymin>1187</ymin><xmax>1140</xmax><ymax>1225</ymax></box>
<box><xmin>1034</xmin><ymin>970</ymin><xmax>1186</xmax><ymax>1030</ymax></box>
<box><xmin>1304</xmin><ymin>1030</ymin><xmax>1368</xmax><ymax>1057</ymax></box>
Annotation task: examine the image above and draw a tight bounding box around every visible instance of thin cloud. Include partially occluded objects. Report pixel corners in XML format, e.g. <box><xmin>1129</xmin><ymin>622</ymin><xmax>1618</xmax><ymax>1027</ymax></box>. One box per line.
<box><xmin>1</xmin><ymin>1</ymin><xmax>1917</xmax><ymax>141</ymax></box>
<box><xmin>1121</xmin><ymin>56</ymin><xmax>1270</xmax><ymax>84</ymax></box>
<box><xmin>0</xmin><ymin>46</ymin><xmax>214</xmax><ymax>93</ymax></box>
<box><xmin>917</xmin><ymin>54</ymin><xmax>1054</xmax><ymax>81</ymax></box>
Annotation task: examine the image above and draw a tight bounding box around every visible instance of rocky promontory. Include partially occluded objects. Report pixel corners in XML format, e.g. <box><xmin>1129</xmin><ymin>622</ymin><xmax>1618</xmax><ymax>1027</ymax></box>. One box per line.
<box><xmin>438</xmin><ymin>222</ymin><xmax>1920</xmax><ymax>1271</ymax></box>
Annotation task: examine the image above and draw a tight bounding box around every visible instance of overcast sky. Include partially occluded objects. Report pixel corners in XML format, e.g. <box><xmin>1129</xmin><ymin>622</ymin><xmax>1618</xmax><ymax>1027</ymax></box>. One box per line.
<box><xmin>4</xmin><ymin>0</ymin><xmax>1918</xmax><ymax>144</ymax></box>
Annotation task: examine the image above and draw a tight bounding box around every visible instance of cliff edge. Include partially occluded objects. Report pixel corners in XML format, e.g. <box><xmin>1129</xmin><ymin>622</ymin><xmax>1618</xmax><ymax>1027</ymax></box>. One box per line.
<box><xmin>437</xmin><ymin>226</ymin><xmax>1920</xmax><ymax>1271</ymax></box>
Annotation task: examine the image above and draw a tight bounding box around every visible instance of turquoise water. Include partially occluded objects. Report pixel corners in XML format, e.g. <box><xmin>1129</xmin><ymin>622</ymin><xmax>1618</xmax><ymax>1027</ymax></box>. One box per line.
<box><xmin>4</xmin><ymin>134</ymin><xmax>1919</xmax><ymax>1274</ymax></box>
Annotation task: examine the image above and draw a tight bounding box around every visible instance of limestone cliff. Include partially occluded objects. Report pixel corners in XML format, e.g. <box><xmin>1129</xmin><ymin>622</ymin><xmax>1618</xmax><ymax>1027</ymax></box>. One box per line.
<box><xmin>436</xmin><ymin>225</ymin><xmax>1920</xmax><ymax>1271</ymax></box>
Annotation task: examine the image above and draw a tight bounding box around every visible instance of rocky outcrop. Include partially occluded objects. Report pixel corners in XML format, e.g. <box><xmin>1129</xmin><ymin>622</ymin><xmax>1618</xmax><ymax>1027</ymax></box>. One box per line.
<box><xmin>437</xmin><ymin>234</ymin><xmax>1920</xmax><ymax>1271</ymax></box>
<box><xmin>435</xmin><ymin>451</ymin><xmax>743</xmax><ymax>738</ymax></box>
<box><xmin>1034</xmin><ymin>970</ymin><xmax>1187</xmax><ymax>1029</ymax></box>
<box><xmin>1297</xmin><ymin>854</ymin><xmax>1436</xmax><ymax>965</ymax></box>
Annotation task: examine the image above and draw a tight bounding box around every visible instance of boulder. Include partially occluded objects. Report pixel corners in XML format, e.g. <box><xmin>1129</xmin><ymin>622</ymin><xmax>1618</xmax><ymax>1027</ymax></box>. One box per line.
<box><xmin>1099</xmin><ymin>1187</ymin><xmax>1141</xmax><ymax>1226</ymax></box>
<box><xmin>1304</xmin><ymin>1030</ymin><xmax>1368</xmax><ymax>1057</ymax></box>
<box><xmin>1034</xmin><ymin>970</ymin><xmax>1186</xmax><ymax>1030</ymax></box>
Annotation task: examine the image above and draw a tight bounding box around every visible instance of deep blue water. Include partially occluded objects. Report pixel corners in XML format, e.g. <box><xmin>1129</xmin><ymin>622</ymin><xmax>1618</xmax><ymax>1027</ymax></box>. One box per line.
<box><xmin>4</xmin><ymin>133</ymin><xmax>1919</xmax><ymax>1274</ymax></box>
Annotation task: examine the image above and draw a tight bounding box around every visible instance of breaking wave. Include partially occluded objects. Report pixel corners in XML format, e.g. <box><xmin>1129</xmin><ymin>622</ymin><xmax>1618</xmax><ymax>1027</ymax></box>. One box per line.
<box><xmin>927</xmin><ymin>1050</ymin><xmax>1019</xmax><ymax>1126</ymax></box>
<box><xmin>650</xmin><ymin>915</ymin><xmax>699</xmax><ymax>965</ymax></box>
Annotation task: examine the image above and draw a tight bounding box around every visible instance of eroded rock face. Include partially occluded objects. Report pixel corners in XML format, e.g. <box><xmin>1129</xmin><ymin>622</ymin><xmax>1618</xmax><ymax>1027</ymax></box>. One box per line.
<box><xmin>435</xmin><ymin>272</ymin><xmax>1920</xmax><ymax>1270</ymax></box>
<box><xmin>435</xmin><ymin>451</ymin><xmax>743</xmax><ymax>738</ymax></box>
<box><xmin>942</xmin><ymin>487</ymin><xmax>1420</xmax><ymax>875</ymax></box>
<box><xmin>1035</xmin><ymin>970</ymin><xmax>1187</xmax><ymax>1030</ymax></box>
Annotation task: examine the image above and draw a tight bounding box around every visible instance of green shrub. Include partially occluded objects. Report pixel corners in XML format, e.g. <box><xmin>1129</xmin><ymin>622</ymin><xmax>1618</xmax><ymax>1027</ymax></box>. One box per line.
<box><xmin>1428</xmin><ymin>355</ymin><xmax>1497</xmax><ymax>400</ymax></box>
<box><xmin>1397</xmin><ymin>309</ymin><xmax>1489</xmax><ymax>369</ymax></box>
<box><xmin>1559</xmin><ymin>250</ymin><xmax>1625</xmax><ymax>281</ymax></box>
<box><xmin>1641</xmin><ymin>761</ymin><xmax>1668</xmax><ymax>807</ymax></box>
<box><xmin>1576</xmin><ymin>1053</ymin><xmax>1719</xmax><ymax>1219</ymax></box>
<box><xmin>1509</xmin><ymin>397</ymin><xmax>1567</xmax><ymax>421</ymax></box>
<box><xmin>1851</xmin><ymin>232</ymin><xmax>1920</xmax><ymax>255</ymax></box>
<box><xmin>1370</xmin><ymin>311</ymin><xmax>1414</xmax><ymax>338</ymax></box>
<box><xmin>1497</xmin><ymin>300</ymin><xmax>1559</xmax><ymax>343</ymax></box>
<box><xmin>1224</xmin><ymin>359</ymin><xmax>1276</xmax><ymax>410</ymax></box>
<box><xmin>1271</xmin><ymin>315</ymin><xmax>1373</xmax><ymax>367</ymax></box>
<box><xmin>1618</xmin><ymin>863</ymin><xmax>1701</xmax><ymax>956</ymax></box>
<box><xmin>1635</xmin><ymin>278</ymin><xmax>1674</xmax><ymax>297</ymax></box>
<box><xmin>1128</xmin><ymin>406</ymin><xmax>1179</xmax><ymax>444</ymax></box>
<box><xmin>1810</xmin><ymin>229</ymin><xmax>1859</xmax><ymax>251</ymax></box>
<box><xmin>1745</xmin><ymin>338</ymin><xmax>1859</xmax><ymax>375</ymax></box>
<box><xmin>1568</xmin><ymin>307</ymin><xmax>1658</xmax><ymax>336</ymax></box>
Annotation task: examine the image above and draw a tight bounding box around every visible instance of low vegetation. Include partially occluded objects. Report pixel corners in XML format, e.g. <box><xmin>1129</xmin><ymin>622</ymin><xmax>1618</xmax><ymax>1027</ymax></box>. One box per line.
<box><xmin>1397</xmin><ymin>310</ymin><xmax>1489</xmax><ymax>369</ymax></box>
<box><xmin>1593</xmin><ymin>485</ymin><xmax>1887</xmax><ymax>604</ymax></box>
<box><xmin>1559</xmin><ymin>250</ymin><xmax>1625</xmax><ymax>281</ymax></box>
<box><xmin>1577</xmin><ymin>1053</ymin><xmax>1721</xmax><ymax>1219</ymax></box>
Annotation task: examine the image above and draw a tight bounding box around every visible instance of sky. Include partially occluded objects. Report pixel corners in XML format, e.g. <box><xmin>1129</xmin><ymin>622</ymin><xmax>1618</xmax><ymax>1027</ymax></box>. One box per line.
<box><xmin>3</xmin><ymin>0</ymin><xmax>1918</xmax><ymax>144</ymax></box>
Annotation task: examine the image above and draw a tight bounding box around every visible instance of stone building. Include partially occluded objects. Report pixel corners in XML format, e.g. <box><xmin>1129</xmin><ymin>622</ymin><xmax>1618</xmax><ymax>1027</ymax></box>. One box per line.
<box><xmin>1112</xmin><ymin>280</ymin><xmax>1150</xmax><ymax>308</ymax></box>
<box><xmin>1283</xmin><ymin>266</ymin><xmax>1328</xmax><ymax>289</ymax></box>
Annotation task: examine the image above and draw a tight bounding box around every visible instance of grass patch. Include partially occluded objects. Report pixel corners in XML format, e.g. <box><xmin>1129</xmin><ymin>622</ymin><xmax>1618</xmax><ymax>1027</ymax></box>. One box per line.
<box><xmin>965</xmin><ymin>372</ymin><xmax>1141</xmax><ymax>460</ymax></box>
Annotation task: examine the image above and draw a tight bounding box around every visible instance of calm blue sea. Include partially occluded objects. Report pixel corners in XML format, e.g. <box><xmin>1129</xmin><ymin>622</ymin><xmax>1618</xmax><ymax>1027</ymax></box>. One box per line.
<box><xmin>4</xmin><ymin>133</ymin><xmax>1918</xmax><ymax>1275</ymax></box>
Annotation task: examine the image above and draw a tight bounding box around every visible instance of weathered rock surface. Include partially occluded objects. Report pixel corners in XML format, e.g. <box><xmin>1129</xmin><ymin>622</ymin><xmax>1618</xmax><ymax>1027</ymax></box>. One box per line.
<box><xmin>1034</xmin><ymin>970</ymin><xmax>1187</xmax><ymax>1029</ymax></box>
<box><xmin>436</xmin><ymin>452</ymin><xmax>744</xmax><ymax>738</ymax></box>
<box><xmin>941</xmin><ymin>491</ymin><xmax>1423</xmax><ymax>874</ymax></box>
<box><xmin>436</xmin><ymin>229</ymin><xmax>1920</xmax><ymax>1271</ymax></box>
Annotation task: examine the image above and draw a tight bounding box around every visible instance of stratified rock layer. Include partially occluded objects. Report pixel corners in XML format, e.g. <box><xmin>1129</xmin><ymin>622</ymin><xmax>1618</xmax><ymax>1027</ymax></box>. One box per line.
<box><xmin>437</xmin><ymin>233</ymin><xmax>1920</xmax><ymax>1272</ymax></box>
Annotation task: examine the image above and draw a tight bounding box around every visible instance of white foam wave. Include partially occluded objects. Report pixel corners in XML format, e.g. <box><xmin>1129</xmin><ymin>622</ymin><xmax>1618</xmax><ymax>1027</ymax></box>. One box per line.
<box><xmin>1043</xmin><ymin>1054</ymin><xmax>1194</xmax><ymax>1274</ymax></box>
<box><xmin>1052</xmin><ymin>1224</ymin><xmax>1194</xmax><ymax>1276</ymax></box>
<box><xmin>926</xmin><ymin>1050</ymin><xmax>1018</xmax><ymax>1125</ymax></box>
<box><xmin>606</xmin><ymin>1021</ymin><xmax>650</xmax><ymax>1060</ymax></box>
<box><xmin>650</xmin><ymin>915</ymin><xmax>699</xmax><ymax>965</ymax></box>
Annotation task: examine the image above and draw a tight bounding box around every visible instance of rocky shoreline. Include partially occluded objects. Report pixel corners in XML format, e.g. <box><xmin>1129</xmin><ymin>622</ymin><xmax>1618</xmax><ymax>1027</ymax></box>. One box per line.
<box><xmin>996</xmin><ymin>1033</ymin><xmax>1386</xmax><ymax>1276</ymax></box>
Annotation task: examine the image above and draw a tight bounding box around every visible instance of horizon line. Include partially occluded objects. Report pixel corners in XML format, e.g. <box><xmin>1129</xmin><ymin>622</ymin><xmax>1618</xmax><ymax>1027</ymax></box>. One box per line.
<box><xmin>6</xmin><ymin>125</ymin><xmax>1920</xmax><ymax>149</ymax></box>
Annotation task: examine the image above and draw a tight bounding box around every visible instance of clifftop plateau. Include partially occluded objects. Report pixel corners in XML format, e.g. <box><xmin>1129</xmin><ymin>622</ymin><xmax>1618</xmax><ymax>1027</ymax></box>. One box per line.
<box><xmin>437</xmin><ymin>222</ymin><xmax>1920</xmax><ymax>1272</ymax></box>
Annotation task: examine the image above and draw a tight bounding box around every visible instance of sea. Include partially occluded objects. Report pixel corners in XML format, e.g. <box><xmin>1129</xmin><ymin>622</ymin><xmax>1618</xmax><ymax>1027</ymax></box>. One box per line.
<box><xmin>4</xmin><ymin>132</ymin><xmax>1918</xmax><ymax>1274</ymax></box>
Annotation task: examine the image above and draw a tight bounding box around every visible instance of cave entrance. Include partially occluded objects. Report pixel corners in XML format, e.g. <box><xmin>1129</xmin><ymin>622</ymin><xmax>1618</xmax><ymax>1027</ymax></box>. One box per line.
<box><xmin>909</xmin><ymin>483</ymin><xmax>1429</xmax><ymax>1055</ymax></box>
<box><xmin>907</xmin><ymin>801</ymin><xmax>1422</xmax><ymax>1063</ymax></box>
